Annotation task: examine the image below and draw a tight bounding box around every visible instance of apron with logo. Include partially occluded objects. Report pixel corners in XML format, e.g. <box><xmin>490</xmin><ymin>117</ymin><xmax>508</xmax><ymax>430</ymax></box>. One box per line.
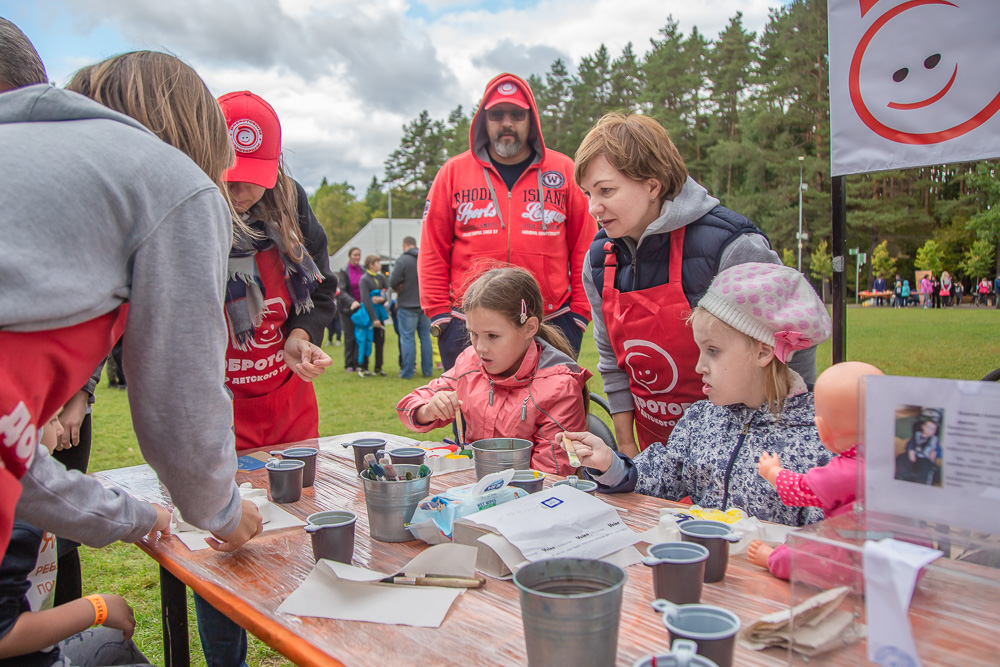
<box><xmin>601</xmin><ymin>229</ymin><xmax>704</xmax><ymax>450</ymax></box>
<box><xmin>1</xmin><ymin>306</ymin><xmax>128</xmax><ymax>557</ymax></box>
<box><xmin>226</xmin><ymin>247</ymin><xmax>318</xmax><ymax>450</ymax></box>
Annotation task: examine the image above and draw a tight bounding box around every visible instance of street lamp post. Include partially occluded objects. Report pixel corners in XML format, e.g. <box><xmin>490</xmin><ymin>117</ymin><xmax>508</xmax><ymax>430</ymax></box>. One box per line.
<box><xmin>797</xmin><ymin>156</ymin><xmax>805</xmax><ymax>272</ymax></box>
<box><xmin>848</xmin><ymin>247</ymin><xmax>867</xmax><ymax>304</ymax></box>
<box><xmin>386</xmin><ymin>185</ymin><xmax>393</xmax><ymax>264</ymax></box>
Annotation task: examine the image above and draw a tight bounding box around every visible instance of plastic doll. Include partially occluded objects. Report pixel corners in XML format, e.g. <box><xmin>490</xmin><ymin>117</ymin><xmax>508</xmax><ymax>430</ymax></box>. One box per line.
<box><xmin>747</xmin><ymin>361</ymin><xmax>884</xmax><ymax>579</ymax></box>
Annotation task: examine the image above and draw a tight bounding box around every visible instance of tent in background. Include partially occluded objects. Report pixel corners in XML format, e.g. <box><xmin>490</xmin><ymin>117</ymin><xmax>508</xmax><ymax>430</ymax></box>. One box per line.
<box><xmin>329</xmin><ymin>218</ymin><xmax>422</xmax><ymax>274</ymax></box>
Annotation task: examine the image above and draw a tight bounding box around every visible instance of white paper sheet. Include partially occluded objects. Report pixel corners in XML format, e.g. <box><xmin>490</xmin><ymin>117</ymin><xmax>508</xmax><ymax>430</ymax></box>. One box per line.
<box><xmin>276</xmin><ymin>543</ymin><xmax>477</xmax><ymax>627</ymax></box>
<box><xmin>173</xmin><ymin>504</ymin><xmax>306</xmax><ymax>551</ymax></box>
<box><xmin>863</xmin><ymin>538</ymin><xmax>943</xmax><ymax>666</ymax></box>
<box><xmin>464</xmin><ymin>485</ymin><xmax>639</xmax><ymax>561</ymax></box>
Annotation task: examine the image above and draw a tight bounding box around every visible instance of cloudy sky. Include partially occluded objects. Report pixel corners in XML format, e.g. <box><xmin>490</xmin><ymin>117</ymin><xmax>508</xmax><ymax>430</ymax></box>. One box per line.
<box><xmin>4</xmin><ymin>0</ymin><xmax>784</xmax><ymax>193</ymax></box>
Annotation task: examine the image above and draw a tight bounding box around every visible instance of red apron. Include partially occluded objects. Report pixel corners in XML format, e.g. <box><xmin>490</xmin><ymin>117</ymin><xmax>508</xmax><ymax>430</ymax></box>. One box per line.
<box><xmin>0</xmin><ymin>305</ymin><xmax>128</xmax><ymax>556</ymax></box>
<box><xmin>601</xmin><ymin>229</ymin><xmax>704</xmax><ymax>450</ymax></box>
<box><xmin>226</xmin><ymin>248</ymin><xmax>318</xmax><ymax>450</ymax></box>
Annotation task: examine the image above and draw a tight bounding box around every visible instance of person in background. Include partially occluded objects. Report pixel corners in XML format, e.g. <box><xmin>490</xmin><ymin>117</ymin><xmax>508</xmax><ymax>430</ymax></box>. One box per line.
<box><xmin>901</xmin><ymin>279</ymin><xmax>911</xmax><ymax>306</ymax></box>
<box><xmin>575</xmin><ymin>113</ymin><xmax>817</xmax><ymax>457</ymax></box>
<box><xmin>976</xmin><ymin>277</ymin><xmax>989</xmax><ymax>306</ymax></box>
<box><xmin>419</xmin><ymin>73</ymin><xmax>596</xmax><ymax>369</ymax></box>
<box><xmin>940</xmin><ymin>271</ymin><xmax>952</xmax><ymax>307</ymax></box>
<box><xmin>357</xmin><ymin>255</ymin><xmax>389</xmax><ymax>377</ymax></box>
<box><xmin>953</xmin><ymin>278</ymin><xmax>963</xmax><ymax>307</ymax></box>
<box><xmin>390</xmin><ymin>236</ymin><xmax>432</xmax><ymax>379</ymax></box>
<box><xmin>994</xmin><ymin>273</ymin><xmax>1000</xmax><ymax>309</ymax></box>
<box><xmin>918</xmin><ymin>274</ymin><xmax>931</xmax><ymax>308</ymax></box>
<box><xmin>336</xmin><ymin>247</ymin><xmax>364</xmax><ymax>372</ymax></box>
<box><xmin>873</xmin><ymin>274</ymin><xmax>887</xmax><ymax>306</ymax></box>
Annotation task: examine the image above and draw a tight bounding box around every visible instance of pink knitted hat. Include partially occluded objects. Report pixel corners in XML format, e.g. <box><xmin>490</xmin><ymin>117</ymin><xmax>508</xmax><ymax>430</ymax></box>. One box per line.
<box><xmin>697</xmin><ymin>263</ymin><xmax>832</xmax><ymax>363</ymax></box>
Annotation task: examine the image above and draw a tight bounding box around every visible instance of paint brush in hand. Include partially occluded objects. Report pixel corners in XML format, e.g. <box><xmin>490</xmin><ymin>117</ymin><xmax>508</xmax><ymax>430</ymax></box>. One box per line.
<box><xmin>455</xmin><ymin>408</ymin><xmax>465</xmax><ymax>447</ymax></box>
<box><xmin>563</xmin><ymin>433</ymin><xmax>581</xmax><ymax>468</ymax></box>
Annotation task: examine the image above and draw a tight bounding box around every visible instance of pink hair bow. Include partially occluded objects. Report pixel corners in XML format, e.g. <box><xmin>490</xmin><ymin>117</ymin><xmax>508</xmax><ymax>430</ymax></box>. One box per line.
<box><xmin>773</xmin><ymin>330</ymin><xmax>811</xmax><ymax>363</ymax></box>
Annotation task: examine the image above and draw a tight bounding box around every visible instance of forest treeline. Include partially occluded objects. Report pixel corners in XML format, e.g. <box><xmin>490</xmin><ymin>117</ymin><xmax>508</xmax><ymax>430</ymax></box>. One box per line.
<box><xmin>309</xmin><ymin>0</ymin><xmax>1000</xmax><ymax>293</ymax></box>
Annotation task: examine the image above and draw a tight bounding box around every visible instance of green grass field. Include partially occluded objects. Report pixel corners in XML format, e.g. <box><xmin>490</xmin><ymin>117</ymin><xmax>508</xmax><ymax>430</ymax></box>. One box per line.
<box><xmin>80</xmin><ymin>305</ymin><xmax>999</xmax><ymax>666</ymax></box>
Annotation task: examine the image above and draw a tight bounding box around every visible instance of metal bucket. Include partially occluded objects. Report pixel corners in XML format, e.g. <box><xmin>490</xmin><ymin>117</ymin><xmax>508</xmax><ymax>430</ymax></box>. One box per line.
<box><xmin>513</xmin><ymin>558</ymin><xmax>627</xmax><ymax>667</ymax></box>
<box><xmin>471</xmin><ymin>438</ymin><xmax>533</xmax><ymax>480</ymax></box>
<box><xmin>360</xmin><ymin>464</ymin><xmax>431</xmax><ymax>542</ymax></box>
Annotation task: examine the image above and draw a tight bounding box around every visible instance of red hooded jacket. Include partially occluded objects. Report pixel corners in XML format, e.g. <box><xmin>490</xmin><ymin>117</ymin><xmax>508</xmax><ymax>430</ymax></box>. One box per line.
<box><xmin>418</xmin><ymin>73</ymin><xmax>596</xmax><ymax>327</ymax></box>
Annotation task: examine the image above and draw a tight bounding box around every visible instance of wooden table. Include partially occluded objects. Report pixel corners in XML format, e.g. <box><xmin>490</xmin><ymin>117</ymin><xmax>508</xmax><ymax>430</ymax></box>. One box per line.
<box><xmin>91</xmin><ymin>433</ymin><xmax>858</xmax><ymax>666</ymax></box>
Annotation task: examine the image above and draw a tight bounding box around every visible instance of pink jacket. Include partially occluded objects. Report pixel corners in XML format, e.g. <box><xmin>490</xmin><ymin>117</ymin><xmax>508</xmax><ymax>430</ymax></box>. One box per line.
<box><xmin>396</xmin><ymin>339</ymin><xmax>592</xmax><ymax>475</ymax></box>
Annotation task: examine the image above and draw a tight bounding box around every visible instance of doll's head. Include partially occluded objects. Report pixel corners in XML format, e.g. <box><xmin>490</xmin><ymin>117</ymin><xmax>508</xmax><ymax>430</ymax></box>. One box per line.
<box><xmin>813</xmin><ymin>361</ymin><xmax>884</xmax><ymax>454</ymax></box>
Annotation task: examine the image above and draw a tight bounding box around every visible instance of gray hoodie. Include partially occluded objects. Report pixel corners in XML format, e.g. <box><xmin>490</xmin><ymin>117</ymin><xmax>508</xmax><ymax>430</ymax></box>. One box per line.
<box><xmin>1</xmin><ymin>85</ymin><xmax>241</xmax><ymax>544</ymax></box>
<box><xmin>583</xmin><ymin>177</ymin><xmax>816</xmax><ymax>414</ymax></box>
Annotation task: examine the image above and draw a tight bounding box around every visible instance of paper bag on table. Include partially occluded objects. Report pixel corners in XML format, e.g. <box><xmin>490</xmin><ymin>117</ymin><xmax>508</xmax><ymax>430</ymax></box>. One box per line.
<box><xmin>739</xmin><ymin>586</ymin><xmax>865</xmax><ymax>656</ymax></box>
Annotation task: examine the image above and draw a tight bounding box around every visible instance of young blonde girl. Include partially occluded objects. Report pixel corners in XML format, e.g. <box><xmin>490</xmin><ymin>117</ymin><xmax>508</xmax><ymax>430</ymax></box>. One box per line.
<box><xmin>563</xmin><ymin>263</ymin><xmax>833</xmax><ymax>526</ymax></box>
<box><xmin>397</xmin><ymin>267</ymin><xmax>591</xmax><ymax>475</ymax></box>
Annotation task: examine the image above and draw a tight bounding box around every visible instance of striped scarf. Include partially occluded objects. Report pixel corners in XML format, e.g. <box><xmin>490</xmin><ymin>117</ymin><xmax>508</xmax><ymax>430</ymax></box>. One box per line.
<box><xmin>225</xmin><ymin>216</ymin><xmax>322</xmax><ymax>351</ymax></box>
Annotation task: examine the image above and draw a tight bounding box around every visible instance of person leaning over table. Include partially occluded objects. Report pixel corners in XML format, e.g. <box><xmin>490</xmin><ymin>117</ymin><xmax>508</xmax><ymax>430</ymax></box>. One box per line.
<box><xmin>1</xmin><ymin>36</ymin><xmax>261</xmax><ymax>558</ymax></box>
<box><xmin>575</xmin><ymin>112</ymin><xmax>817</xmax><ymax>457</ymax></box>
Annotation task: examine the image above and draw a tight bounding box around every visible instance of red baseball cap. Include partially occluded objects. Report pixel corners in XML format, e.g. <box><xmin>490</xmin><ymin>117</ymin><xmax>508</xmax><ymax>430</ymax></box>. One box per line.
<box><xmin>218</xmin><ymin>91</ymin><xmax>281</xmax><ymax>189</ymax></box>
<box><xmin>483</xmin><ymin>79</ymin><xmax>530</xmax><ymax>110</ymax></box>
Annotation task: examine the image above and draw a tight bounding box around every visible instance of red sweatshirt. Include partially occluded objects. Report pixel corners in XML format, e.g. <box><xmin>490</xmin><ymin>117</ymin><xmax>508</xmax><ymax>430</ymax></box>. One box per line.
<box><xmin>418</xmin><ymin>73</ymin><xmax>596</xmax><ymax>327</ymax></box>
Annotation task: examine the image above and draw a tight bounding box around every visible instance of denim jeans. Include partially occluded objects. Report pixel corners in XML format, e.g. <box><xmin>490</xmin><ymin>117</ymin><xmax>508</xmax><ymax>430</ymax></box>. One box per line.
<box><xmin>397</xmin><ymin>307</ymin><xmax>432</xmax><ymax>378</ymax></box>
<box><xmin>194</xmin><ymin>592</ymin><xmax>248</xmax><ymax>667</ymax></box>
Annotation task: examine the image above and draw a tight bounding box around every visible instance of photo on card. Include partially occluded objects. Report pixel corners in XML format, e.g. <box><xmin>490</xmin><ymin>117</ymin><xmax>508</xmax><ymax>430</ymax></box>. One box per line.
<box><xmin>892</xmin><ymin>405</ymin><xmax>944</xmax><ymax>487</ymax></box>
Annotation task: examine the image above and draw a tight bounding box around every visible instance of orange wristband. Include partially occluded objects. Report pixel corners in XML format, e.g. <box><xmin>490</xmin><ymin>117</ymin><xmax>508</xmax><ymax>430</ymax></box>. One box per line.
<box><xmin>85</xmin><ymin>594</ymin><xmax>108</xmax><ymax>626</ymax></box>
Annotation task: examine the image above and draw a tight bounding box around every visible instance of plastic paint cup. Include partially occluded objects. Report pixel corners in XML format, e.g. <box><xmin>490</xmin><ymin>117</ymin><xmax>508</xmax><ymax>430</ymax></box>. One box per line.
<box><xmin>642</xmin><ymin>542</ymin><xmax>710</xmax><ymax>604</ymax></box>
<box><xmin>305</xmin><ymin>510</ymin><xmax>357</xmax><ymax>563</ymax></box>
<box><xmin>349</xmin><ymin>438</ymin><xmax>388</xmax><ymax>475</ymax></box>
<box><xmin>678</xmin><ymin>520</ymin><xmax>740</xmax><ymax>583</ymax></box>
<box><xmin>269</xmin><ymin>447</ymin><xmax>318</xmax><ymax>487</ymax></box>
<box><xmin>265</xmin><ymin>459</ymin><xmax>305</xmax><ymax>504</ymax></box>
<box><xmin>652</xmin><ymin>600</ymin><xmax>741</xmax><ymax>667</ymax></box>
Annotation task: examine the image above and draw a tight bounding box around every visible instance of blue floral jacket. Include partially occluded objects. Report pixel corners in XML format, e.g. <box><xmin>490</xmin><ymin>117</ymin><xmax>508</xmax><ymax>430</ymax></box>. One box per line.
<box><xmin>591</xmin><ymin>382</ymin><xmax>832</xmax><ymax>526</ymax></box>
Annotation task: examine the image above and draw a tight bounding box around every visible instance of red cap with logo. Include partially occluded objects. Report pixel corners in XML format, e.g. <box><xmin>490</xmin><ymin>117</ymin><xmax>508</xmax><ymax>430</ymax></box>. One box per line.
<box><xmin>217</xmin><ymin>91</ymin><xmax>281</xmax><ymax>189</ymax></box>
<box><xmin>483</xmin><ymin>79</ymin><xmax>530</xmax><ymax>110</ymax></box>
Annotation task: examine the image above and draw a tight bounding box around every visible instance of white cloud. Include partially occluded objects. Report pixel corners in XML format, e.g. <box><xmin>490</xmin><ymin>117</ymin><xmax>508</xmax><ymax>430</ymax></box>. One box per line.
<box><xmin>30</xmin><ymin>0</ymin><xmax>783</xmax><ymax>191</ymax></box>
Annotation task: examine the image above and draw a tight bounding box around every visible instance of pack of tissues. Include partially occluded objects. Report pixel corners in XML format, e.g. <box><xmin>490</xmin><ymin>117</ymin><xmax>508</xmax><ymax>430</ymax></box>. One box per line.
<box><xmin>407</xmin><ymin>470</ymin><xmax>526</xmax><ymax>544</ymax></box>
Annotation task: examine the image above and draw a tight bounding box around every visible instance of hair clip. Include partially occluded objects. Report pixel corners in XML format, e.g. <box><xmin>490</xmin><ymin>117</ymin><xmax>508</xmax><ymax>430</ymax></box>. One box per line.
<box><xmin>519</xmin><ymin>299</ymin><xmax>528</xmax><ymax>324</ymax></box>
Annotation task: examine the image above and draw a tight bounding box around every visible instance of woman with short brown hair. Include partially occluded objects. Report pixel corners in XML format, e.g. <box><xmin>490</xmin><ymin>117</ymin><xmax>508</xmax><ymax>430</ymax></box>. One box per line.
<box><xmin>575</xmin><ymin>112</ymin><xmax>817</xmax><ymax>456</ymax></box>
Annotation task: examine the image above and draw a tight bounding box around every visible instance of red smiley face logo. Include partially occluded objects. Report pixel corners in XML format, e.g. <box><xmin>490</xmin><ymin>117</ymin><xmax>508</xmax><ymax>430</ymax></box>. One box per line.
<box><xmin>623</xmin><ymin>340</ymin><xmax>679</xmax><ymax>395</ymax></box>
<box><xmin>849</xmin><ymin>0</ymin><xmax>1000</xmax><ymax>144</ymax></box>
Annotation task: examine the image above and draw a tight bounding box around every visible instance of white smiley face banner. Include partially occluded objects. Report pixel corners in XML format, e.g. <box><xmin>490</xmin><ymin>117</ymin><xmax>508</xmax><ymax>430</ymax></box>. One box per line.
<box><xmin>829</xmin><ymin>0</ymin><xmax>1000</xmax><ymax>175</ymax></box>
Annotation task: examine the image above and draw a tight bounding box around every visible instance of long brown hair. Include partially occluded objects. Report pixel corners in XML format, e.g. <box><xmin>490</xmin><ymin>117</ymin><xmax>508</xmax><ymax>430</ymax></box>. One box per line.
<box><xmin>248</xmin><ymin>158</ymin><xmax>303</xmax><ymax>261</ymax></box>
<box><xmin>66</xmin><ymin>51</ymin><xmax>244</xmax><ymax>235</ymax></box>
<box><xmin>462</xmin><ymin>267</ymin><xmax>589</xmax><ymax>409</ymax></box>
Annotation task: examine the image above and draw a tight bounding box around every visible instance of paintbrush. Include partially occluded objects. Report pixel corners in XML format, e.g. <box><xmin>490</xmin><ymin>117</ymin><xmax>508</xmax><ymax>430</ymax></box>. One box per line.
<box><xmin>380</xmin><ymin>575</ymin><xmax>486</xmax><ymax>588</ymax></box>
<box><xmin>455</xmin><ymin>408</ymin><xmax>465</xmax><ymax>447</ymax></box>
<box><xmin>563</xmin><ymin>433</ymin><xmax>581</xmax><ymax>468</ymax></box>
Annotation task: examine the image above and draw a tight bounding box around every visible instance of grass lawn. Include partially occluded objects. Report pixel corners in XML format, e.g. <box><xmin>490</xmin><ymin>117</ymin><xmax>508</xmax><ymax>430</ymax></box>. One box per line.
<box><xmin>80</xmin><ymin>305</ymin><xmax>999</xmax><ymax>666</ymax></box>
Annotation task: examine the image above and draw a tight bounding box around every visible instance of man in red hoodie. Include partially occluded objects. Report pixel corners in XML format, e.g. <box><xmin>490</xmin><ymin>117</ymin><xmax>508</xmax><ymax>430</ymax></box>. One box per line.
<box><xmin>419</xmin><ymin>73</ymin><xmax>597</xmax><ymax>369</ymax></box>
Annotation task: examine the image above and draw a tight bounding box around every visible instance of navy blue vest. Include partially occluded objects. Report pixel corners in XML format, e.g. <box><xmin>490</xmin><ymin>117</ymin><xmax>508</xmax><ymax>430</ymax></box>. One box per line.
<box><xmin>588</xmin><ymin>206</ymin><xmax>767</xmax><ymax>309</ymax></box>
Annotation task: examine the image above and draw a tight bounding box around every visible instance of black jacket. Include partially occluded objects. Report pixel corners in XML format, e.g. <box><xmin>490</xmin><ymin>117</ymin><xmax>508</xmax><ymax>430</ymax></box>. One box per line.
<box><xmin>389</xmin><ymin>247</ymin><xmax>421</xmax><ymax>309</ymax></box>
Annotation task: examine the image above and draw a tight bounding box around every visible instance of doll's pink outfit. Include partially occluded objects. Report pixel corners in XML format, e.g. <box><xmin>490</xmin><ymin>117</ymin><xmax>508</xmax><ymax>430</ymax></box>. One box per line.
<box><xmin>767</xmin><ymin>447</ymin><xmax>858</xmax><ymax>579</ymax></box>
